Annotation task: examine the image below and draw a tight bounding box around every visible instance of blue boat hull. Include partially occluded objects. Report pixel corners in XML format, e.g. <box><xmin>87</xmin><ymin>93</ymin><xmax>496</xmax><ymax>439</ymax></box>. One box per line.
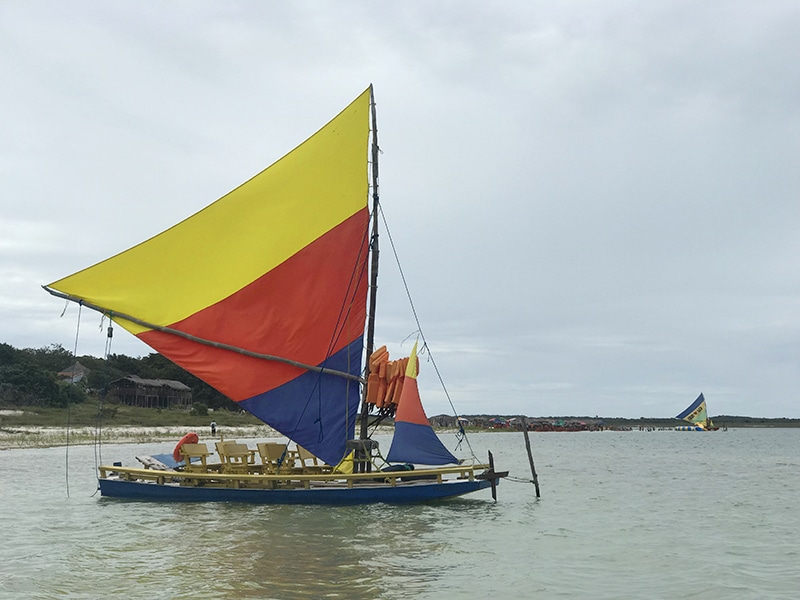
<box><xmin>98</xmin><ymin>477</ymin><xmax>494</xmax><ymax>504</ymax></box>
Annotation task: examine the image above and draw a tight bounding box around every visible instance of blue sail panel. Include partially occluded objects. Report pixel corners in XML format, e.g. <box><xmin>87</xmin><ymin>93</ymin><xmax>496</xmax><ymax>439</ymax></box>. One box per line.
<box><xmin>239</xmin><ymin>339</ymin><xmax>362</xmax><ymax>466</ymax></box>
<box><xmin>385</xmin><ymin>344</ymin><xmax>457</xmax><ymax>465</ymax></box>
<box><xmin>387</xmin><ymin>421</ymin><xmax>458</xmax><ymax>465</ymax></box>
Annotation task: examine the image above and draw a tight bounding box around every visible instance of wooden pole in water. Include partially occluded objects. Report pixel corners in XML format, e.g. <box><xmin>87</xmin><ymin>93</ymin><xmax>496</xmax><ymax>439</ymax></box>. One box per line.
<box><xmin>520</xmin><ymin>416</ymin><xmax>541</xmax><ymax>497</ymax></box>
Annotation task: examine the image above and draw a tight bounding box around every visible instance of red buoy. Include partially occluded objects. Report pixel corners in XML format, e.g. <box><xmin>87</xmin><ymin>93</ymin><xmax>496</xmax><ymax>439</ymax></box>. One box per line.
<box><xmin>173</xmin><ymin>431</ymin><xmax>199</xmax><ymax>462</ymax></box>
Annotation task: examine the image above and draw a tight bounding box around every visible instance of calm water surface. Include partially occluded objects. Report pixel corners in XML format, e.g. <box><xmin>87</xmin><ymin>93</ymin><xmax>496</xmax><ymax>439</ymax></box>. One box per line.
<box><xmin>1</xmin><ymin>429</ymin><xmax>798</xmax><ymax>599</ymax></box>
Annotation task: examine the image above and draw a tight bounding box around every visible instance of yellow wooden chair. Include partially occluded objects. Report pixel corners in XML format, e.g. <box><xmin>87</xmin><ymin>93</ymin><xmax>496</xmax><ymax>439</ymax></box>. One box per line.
<box><xmin>295</xmin><ymin>445</ymin><xmax>331</xmax><ymax>474</ymax></box>
<box><xmin>256</xmin><ymin>442</ymin><xmax>295</xmax><ymax>473</ymax></box>
<box><xmin>179</xmin><ymin>443</ymin><xmax>212</xmax><ymax>473</ymax></box>
<box><xmin>216</xmin><ymin>441</ymin><xmax>254</xmax><ymax>474</ymax></box>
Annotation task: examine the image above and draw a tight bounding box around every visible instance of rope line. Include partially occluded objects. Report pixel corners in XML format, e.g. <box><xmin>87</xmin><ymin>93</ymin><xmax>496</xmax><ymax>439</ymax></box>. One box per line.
<box><xmin>506</xmin><ymin>475</ymin><xmax>539</xmax><ymax>485</ymax></box>
<box><xmin>377</xmin><ymin>204</ymin><xmax>477</xmax><ymax>461</ymax></box>
<box><xmin>64</xmin><ymin>302</ymin><xmax>84</xmax><ymax>499</ymax></box>
<box><xmin>93</xmin><ymin>319</ymin><xmax>114</xmax><ymax>477</ymax></box>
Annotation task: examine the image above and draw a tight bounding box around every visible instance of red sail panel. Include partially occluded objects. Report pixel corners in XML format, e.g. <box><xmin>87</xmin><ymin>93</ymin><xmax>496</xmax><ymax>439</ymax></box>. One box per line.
<box><xmin>386</xmin><ymin>343</ymin><xmax>458</xmax><ymax>465</ymax></box>
<box><xmin>138</xmin><ymin>209</ymin><xmax>369</xmax><ymax>401</ymax></box>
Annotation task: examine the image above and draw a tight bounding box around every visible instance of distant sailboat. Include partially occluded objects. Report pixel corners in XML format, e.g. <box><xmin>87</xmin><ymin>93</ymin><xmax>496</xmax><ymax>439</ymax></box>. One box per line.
<box><xmin>44</xmin><ymin>86</ymin><xmax>507</xmax><ymax>503</ymax></box>
<box><xmin>675</xmin><ymin>393</ymin><xmax>719</xmax><ymax>431</ymax></box>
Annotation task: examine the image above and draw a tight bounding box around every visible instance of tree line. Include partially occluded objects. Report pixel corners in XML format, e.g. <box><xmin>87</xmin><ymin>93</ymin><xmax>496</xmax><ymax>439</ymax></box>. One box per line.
<box><xmin>0</xmin><ymin>342</ymin><xmax>236</xmax><ymax>411</ymax></box>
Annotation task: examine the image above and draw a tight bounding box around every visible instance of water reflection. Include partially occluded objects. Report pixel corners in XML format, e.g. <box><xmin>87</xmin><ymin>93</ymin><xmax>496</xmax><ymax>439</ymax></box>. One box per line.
<box><xmin>145</xmin><ymin>501</ymin><xmax>499</xmax><ymax>599</ymax></box>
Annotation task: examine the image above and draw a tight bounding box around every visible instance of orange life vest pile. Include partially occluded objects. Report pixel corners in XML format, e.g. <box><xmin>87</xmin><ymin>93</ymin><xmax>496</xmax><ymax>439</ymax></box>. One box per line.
<box><xmin>364</xmin><ymin>345</ymin><xmax>415</xmax><ymax>411</ymax></box>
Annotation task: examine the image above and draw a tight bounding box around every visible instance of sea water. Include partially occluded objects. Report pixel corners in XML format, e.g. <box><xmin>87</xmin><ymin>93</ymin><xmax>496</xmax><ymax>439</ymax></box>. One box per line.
<box><xmin>1</xmin><ymin>429</ymin><xmax>798</xmax><ymax>599</ymax></box>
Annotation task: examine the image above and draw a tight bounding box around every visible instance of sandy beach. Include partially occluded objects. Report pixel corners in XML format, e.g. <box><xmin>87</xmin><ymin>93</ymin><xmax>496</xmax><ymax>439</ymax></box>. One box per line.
<box><xmin>0</xmin><ymin>424</ymin><xmax>279</xmax><ymax>450</ymax></box>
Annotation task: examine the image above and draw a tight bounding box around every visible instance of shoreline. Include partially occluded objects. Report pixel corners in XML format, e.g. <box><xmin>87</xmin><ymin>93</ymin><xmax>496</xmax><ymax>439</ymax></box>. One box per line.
<box><xmin>0</xmin><ymin>425</ymin><xmax>278</xmax><ymax>451</ymax></box>
<box><xmin>0</xmin><ymin>424</ymin><xmax>398</xmax><ymax>451</ymax></box>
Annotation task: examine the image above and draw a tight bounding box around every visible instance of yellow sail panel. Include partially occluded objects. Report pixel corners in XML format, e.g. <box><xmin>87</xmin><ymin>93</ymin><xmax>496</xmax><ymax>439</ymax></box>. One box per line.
<box><xmin>676</xmin><ymin>393</ymin><xmax>709</xmax><ymax>425</ymax></box>
<box><xmin>47</xmin><ymin>88</ymin><xmax>371</xmax><ymax>334</ymax></box>
<box><xmin>684</xmin><ymin>401</ymin><xmax>708</xmax><ymax>425</ymax></box>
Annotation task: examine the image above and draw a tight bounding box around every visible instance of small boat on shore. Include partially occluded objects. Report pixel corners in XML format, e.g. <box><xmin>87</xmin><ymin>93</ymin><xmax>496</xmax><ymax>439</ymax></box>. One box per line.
<box><xmin>44</xmin><ymin>86</ymin><xmax>506</xmax><ymax>503</ymax></box>
<box><xmin>674</xmin><ymin>393</ymin><xmax>720</xmax><ymax>431</ymax></box>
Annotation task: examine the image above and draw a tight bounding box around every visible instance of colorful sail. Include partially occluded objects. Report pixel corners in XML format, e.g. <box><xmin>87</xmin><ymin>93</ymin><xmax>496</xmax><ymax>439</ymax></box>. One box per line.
<box><xmin>676</xmin><ymin>393</ymin><xmax>710</xmax><ymax>429</ymax></box>
<box><xmin>386</xmin><ymin>342</ymin><xmax>458</xmax><ymax>465</ymax></box>
<box><xmin>45</xmin><ymin>88</ymin><xmax>373</xmax><ymax>465</ymax></box>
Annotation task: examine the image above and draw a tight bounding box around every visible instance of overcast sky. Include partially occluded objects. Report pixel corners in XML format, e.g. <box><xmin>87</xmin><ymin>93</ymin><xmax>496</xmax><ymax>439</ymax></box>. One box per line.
<box><xmin>2</xmin><ymin>1</ymin><xmax>798</xmax><ymax>419</ymax></box>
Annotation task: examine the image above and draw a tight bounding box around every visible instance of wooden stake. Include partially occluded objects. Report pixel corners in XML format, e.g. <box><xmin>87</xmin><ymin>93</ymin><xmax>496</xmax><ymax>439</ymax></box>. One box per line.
<box><xmin>520</xmin><ymin>416</ymin><xmax>540</xmax><ymax>497</ymax></box>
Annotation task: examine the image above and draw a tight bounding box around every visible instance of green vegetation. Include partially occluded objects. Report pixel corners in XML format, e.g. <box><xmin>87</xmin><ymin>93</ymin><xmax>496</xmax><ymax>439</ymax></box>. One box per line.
<box><xmin>0</xmin><ymin>342</ymin><xmax>264</xmax><ymax>447</ymax></box>
<box><xmin>0</xmin><ymin>342</ymin><xmax>85</xmax><ymax>407</ymax></box>
<box><xmin>0</xmin><ymin>342</ymin><xmax>237</xmax><ymax>411</ymax></box>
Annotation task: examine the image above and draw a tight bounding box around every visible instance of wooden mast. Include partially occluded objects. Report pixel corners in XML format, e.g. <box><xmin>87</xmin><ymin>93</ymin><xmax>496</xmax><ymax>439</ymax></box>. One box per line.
<box><xmin>359</xmin><ymin>84</ymin><xmax>380</xmax><ymax>440</ymax></box>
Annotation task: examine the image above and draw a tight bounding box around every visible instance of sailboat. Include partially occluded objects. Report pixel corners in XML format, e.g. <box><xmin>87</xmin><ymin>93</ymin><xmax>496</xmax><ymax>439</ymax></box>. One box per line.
<box><xmin>44</xmin><ymin>86</ymin><xmax>507</xmax><ymax>503</ymax></box>
<box><xmin>674</xmin><ymin>393</ymin><xmax>719</xmax><ymax>431</ymax></box>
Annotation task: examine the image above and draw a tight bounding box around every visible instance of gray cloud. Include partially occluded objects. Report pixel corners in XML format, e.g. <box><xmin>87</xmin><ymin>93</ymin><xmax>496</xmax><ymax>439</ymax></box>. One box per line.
<box><xmin>2</xmin><ymin>1</ymin><xmax>798</xmax><ymax>418</ymax></box>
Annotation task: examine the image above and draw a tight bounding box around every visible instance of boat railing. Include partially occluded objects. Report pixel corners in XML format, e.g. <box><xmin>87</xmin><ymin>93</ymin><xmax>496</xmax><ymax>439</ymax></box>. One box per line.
<box><xmin>98</xmin><ymin>462</ymin><xmax>489</xmax><ymax>489</ymax></box>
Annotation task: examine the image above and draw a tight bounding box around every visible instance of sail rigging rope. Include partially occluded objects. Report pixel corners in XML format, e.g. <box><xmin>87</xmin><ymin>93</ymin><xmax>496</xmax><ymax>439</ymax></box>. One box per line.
<box><xmin>92</xmin><ymin>316</ymin><xmax>115</xmax><ymax>476</ymax></box>
<box><xmin>63</xmin><ymin>301</ymin><xmax>107</xmax><ymax>496</ymax></box>
<box><xmin>377</xmin><ymin>204</ymin><xmax>478</xmax><ymax>461</ymax></box>
<box><xmin>64</xmin><ymin>301</ymin><xmax>85</xmax><ymax>499</ymax></box>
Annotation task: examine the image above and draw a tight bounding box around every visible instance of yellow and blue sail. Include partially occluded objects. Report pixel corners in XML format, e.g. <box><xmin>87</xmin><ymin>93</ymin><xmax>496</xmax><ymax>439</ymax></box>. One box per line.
<box><xmin>386</xmin><ymin>343</ymin><xmax>458</xmax><ymax>465</ymax></box>
<box><xmin>676</xmin><ymin>393</ymin><xmax>709</xmax><ymax>429</ymax></box>
<box><xmin>45</xmin><ymin>89</ymin><xmax>373</xmax><ymax>465</ymax></box>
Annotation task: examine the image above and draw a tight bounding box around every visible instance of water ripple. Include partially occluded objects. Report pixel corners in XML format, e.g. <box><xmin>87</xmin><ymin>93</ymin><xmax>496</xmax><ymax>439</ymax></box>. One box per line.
<box><xmin>2</xmin><ymin>430</ymin><xmax>799</xmax><ymax>598</ymax></box>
